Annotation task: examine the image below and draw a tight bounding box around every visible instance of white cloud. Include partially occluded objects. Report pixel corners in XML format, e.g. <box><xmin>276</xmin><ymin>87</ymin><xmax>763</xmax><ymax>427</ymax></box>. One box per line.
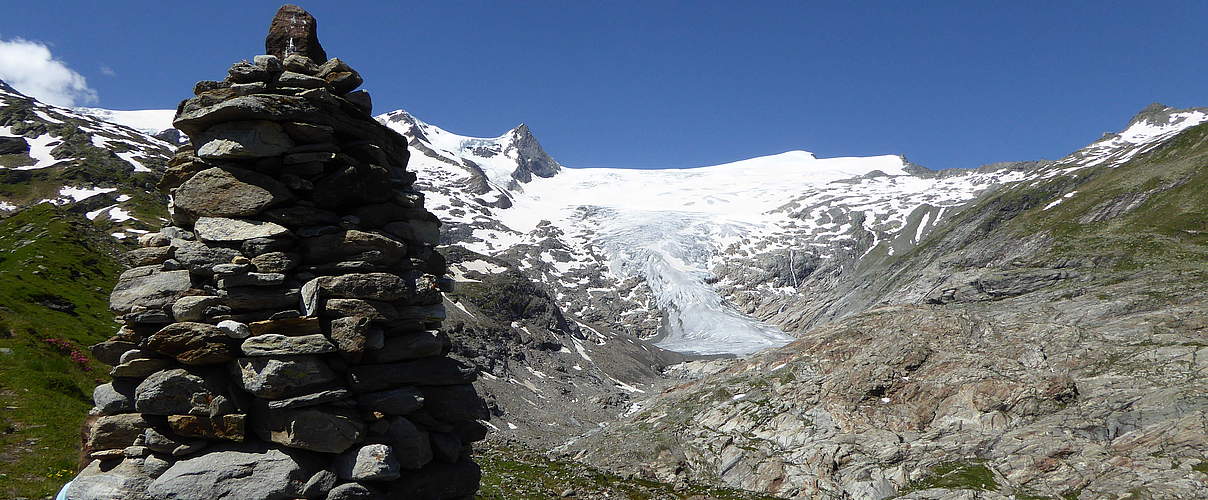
<box><xmin>0</xmin><ymin>38</ymin><xmax>97</xmax><ymax>107</ymax></box>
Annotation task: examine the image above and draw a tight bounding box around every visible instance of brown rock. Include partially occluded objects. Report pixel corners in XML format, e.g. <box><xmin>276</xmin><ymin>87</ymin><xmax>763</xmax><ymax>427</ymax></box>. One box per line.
<box><xmin>329</xmin><ymin>316</ymin><xmax>370</xmax><ymax>361</ymax></box>
<box><xmin>87</xmin><ymin>414</ymin><xmax>150</xmax><ymax>451</ymax></box>
<box><xmin>146</xmin><ymin>322</ymin><xmax>237</xmax><ymax>365</ymax></box>
<box><xmin>168</xmin><ymin>414</ymin><xmax>246</xmax><ymax>442</ymax></box>
<box><xmin>265</xmin><ymin>4</ymin><xmax>327</xmax><ymax>64</ymax></box>
<box><xmin>248</xmin><ymin>316</ymin><xmax>323</xmax><ymax>336</ymax></box>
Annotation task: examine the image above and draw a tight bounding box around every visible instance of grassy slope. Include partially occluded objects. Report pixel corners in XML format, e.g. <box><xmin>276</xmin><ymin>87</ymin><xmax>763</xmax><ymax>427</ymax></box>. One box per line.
<box><xmin>0</xmin><ymin>205</ymin><xmax>125</xmax><ymax>497</ymax></box>
<box><xmin>896</xmin><ymin>122</ymin><xmax>1208</xmax><ymax>295</ymax></box>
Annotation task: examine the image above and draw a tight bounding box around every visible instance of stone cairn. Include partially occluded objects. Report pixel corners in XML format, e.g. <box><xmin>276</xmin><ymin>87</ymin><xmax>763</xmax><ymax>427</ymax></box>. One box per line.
<box><xmin>67</xmin><ymin>5</ymin><xmax>488</xmax><ymax>499</ymax></box>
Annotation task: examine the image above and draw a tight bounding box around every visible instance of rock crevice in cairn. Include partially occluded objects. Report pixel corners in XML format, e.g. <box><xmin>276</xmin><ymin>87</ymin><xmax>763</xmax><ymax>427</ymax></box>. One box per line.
<box><xmin>68</xmin><ymin>5</ymin><xmax>488</xmax><ymax>499</ymax></box>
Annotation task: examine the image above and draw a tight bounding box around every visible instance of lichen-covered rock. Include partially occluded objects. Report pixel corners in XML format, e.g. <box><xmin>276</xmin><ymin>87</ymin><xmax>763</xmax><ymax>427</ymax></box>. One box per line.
<box><xmin>169</xmin><ymin>414</ymin><xmax>247</xmax><ymax>442</ymax></box>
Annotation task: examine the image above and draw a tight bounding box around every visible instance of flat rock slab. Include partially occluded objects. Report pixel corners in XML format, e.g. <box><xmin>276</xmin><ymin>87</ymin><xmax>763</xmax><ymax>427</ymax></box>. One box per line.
<box><xmin>147</xmin><ymin>443</ymin><xmax>317</xmax><ymax>500</ymax></box>
<box><xmin>196</xmin><ymin>120</ymin><xmax>295</xmax><ymax>159</ymax></box>
<box><xmin>241</xmin><ymin>333</ymin><xmax>336</xmax><ymax>356</ymax></box>
<box><xmin>195</xmin><ymin>217</ymin><xmax>291</xmax><ymax>242</ymax></box>
<box><xmin>317</xmin><ymin>273</ymin><xmax>409</xmax><ymax>301</ymax></box>
<box><xmin>109</xmin><ymin>267</ymin><xmax>191</xmax><ymax>314</ymax></box>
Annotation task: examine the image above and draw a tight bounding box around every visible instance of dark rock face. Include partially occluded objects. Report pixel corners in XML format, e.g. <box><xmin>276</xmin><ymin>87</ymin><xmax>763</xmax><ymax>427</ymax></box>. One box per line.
<box><xmin>70</xmin><ymin>5</ymin><xmax>487</xmax><ymax>499</ymax></box>
<box><xmin>265</xmin><ymin>4</ymin><xmax>327</xmax><ymax>63</ymax></box>
<box><xmin>0</xmin><ymin>135</ymin><xmax>29</xmax><ymax>154</ymax></box>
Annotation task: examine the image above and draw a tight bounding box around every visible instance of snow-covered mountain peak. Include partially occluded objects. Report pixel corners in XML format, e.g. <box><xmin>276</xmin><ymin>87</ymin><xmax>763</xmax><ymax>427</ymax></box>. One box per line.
<box><xmin>379</xmin><ymin>109</ymin><xmax>561</xmax><ymax>190</ymax></box>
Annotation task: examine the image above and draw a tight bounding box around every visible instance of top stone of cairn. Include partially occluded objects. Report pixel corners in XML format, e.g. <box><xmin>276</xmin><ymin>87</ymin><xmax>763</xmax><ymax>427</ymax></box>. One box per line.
<box><xmin>265</xmin><ymin>4</ymin><xmax>328</xmax><ymax>63</ymax></box>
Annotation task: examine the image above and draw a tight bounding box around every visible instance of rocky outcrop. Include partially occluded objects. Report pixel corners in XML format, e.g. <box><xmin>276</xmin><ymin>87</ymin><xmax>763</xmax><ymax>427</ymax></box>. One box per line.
<box><xmin>68</xmin><ymin>6</ymin><xmax>487</xmax><ymax>499</ymax></box>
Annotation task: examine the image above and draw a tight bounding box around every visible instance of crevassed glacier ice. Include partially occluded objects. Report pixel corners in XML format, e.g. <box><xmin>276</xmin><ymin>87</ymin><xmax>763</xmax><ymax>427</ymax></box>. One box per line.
<box><xmin>595</xmin><ymin>209</ymin><xmax>794</xmax><ymax>355</ymax></box>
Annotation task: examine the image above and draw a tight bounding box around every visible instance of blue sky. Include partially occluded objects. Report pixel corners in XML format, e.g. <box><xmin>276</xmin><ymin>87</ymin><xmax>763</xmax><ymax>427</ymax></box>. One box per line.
<box><xmin>0</xmin><ymin>1</ymin><xmax>1204</xmax><ymax>170</ymax></box>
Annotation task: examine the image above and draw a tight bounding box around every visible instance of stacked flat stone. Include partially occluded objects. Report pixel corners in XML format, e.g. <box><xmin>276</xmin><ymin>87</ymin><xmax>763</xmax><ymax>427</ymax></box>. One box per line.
<box><xmin>67</xmin><ymin>5</ymin><xmax>487</xmax><ymax>500</ymax></box>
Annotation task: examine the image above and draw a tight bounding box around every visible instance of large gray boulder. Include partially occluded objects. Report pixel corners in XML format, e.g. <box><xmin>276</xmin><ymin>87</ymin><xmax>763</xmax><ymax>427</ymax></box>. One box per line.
<box><xmin>135</xmin><ymin>368</ymin><xmax>236</xmax><ymax>416</ymax></box>
<box><xmin>146</xmin><ymin>443</ymin><xmax>318</xmax><ymax>499</ymax></box>
<box><xmin>87</xmin><ymin>414</ymin><xmax>151</xmax><ymax>451</ymax></box>
<box><xmin>172</xmin><ymin>166</ymin><xmax>292</xmax><ymax>218</ymax></box>
<box><xmin>67</xmin><ymin>456</ymin><xmax>170</xmax><ymax>500</ymax></box>
<box><xmin>171</xmin><ymin>240</ymin><xmax>242</xmax><ymax>274</ymax></box>
<box><xmin>109</xmin><ymin>267</ymin><xmax>192</xmax><ymax>314</ymax></box>
<box><xmin>0</xmin><ymin>135</ymin><xmax>29</xmax><ymax>154</ymax></box>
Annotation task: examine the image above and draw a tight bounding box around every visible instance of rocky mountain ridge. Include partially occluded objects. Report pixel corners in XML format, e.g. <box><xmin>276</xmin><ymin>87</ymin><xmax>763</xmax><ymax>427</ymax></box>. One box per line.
<box><xmin>561</xmin><ymin>110</ymin><xmax>1208</xmax><ymax>498</ymax></box>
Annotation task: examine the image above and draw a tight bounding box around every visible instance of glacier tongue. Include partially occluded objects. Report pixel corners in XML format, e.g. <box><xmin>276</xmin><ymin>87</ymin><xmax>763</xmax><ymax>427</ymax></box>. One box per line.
<box><xmin>595</xmin><ymin>209</ymin><xmax>794</xmax><ymax>355</ymax></box>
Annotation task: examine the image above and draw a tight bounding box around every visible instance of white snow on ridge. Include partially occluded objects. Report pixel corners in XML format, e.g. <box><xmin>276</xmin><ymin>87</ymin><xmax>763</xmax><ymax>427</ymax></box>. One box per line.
<box><xmin>1043</xmin><ymin>107</ymin><xmax>1208</xmax><ymax>177</ymax></box>
<box><xmin>74</xmin><ymin>108</ymin><xmax>176</xmax><ymax>136</ymax></box>
<box><xmin>59</xmin><ymin>186</ymin><xmax>116</xmax><ymax>202</ymax></box>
